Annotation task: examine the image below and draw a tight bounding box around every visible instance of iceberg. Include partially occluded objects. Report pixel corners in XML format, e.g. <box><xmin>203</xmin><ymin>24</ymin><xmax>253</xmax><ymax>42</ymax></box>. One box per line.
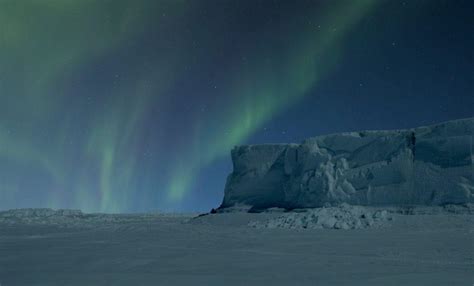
<box><xmin>221</xmin><ymin>118</ymin><xmax>474</xmax><ymax>209</ymax></box>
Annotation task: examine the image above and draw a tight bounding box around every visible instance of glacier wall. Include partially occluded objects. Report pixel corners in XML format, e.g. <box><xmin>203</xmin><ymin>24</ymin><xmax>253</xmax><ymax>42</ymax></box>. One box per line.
<box><xmin>221</xmin><ymin>118</ymin><xmax>474</xmax><ymax>209</ymax></box>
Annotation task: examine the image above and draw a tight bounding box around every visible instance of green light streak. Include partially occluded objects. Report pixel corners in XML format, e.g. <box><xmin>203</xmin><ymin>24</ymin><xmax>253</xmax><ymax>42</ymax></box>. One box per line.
<box><xmin>0</xmin><ymin>0</ymin><xmax>191</xmax><ymax>212</ymax></box>
<box><xmin>0</xmin><ymin>0</ymin><xmax>378</xmax><ymax>211</ymax></box>
<box><xmin>166</xmin><ymin>1</ymin><xmax>377</xmax><ymax>201</ymax></box>
<box><xmin>0</xmin><ymin>1</ymin><xmax>154</xmax><ymax>212</ymax></box>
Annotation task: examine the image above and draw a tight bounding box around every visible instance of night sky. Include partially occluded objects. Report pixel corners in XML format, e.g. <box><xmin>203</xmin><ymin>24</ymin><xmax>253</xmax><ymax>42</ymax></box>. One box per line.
<box><xmin>0</xmin><ymin>0</ymin><xmax>472</xmax><ymax>213</ymax></box>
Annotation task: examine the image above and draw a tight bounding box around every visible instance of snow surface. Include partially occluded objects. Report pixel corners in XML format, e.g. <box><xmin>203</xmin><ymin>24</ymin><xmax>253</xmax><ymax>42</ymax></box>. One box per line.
<box><xmin>0</xmin><ymin>207</ymin><xmax>473</xmax><ymax>285</ymax></box>
<box><xmin>222</xmin><ymin>118</ymin><xmax>474</xmax><ymax>209</ymax></box>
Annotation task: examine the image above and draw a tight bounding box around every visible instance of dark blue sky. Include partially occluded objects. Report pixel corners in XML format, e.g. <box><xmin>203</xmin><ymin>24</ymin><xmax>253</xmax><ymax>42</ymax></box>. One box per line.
<box><xmin>0</xmin><ymin>0</ymin><xmax>472</xmax><ymax>212</ymax></box>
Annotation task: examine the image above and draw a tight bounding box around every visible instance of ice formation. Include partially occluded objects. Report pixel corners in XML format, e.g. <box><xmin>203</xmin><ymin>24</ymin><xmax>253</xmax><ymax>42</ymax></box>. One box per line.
<box><xmin>221</xmin><ymin>118</ymin><xmax>474</xmax><ymax>209</ymax></box>
<box><xmin>248</xmin><ymin>204</ymin><xmax>393</xmax><ymax>230</ymax></box>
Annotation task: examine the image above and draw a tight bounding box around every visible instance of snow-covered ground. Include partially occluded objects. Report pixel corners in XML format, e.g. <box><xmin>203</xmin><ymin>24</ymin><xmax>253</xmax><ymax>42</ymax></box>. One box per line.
<box><xmin>0</xmin><ymin>206</ymin><xmax>473</xmax><ymax>285</ymax></box>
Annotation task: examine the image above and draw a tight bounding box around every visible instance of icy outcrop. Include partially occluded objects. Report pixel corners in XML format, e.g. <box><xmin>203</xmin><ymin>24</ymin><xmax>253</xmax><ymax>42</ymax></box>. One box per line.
<box><xmin>249</xmin><ymin>204</ymin><xmax>392</xmax><ymax>230</ymax></box>
<box><xmin>221</xmin><ymin>118</ymin><xmax>474</xmax><ymax>209</ymax></box>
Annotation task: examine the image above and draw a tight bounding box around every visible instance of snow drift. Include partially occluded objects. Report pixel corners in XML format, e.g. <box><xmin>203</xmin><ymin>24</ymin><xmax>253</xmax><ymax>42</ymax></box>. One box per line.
<box><xmin>248</xmin><ymin>204</ymin><xmax>393</xmax><ymax>230</ymax></box>
<box><xmin>221</xmin><ymin>118</ymin><xmax>474</xmax><ymax>209</ymax></box>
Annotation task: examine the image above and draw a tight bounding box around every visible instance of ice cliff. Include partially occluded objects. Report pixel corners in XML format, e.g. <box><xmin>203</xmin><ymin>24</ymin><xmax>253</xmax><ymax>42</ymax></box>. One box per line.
<box><xmin>221</xmin><ymin>118</ymin><xmax>474</xmax><ymax>209</ymax></box>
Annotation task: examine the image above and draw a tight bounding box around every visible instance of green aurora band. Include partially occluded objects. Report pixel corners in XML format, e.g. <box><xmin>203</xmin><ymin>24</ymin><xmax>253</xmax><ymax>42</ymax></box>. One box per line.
<box><xmin>0</xmin><ymin>0</ymin><xmax>377</xmax><ymax>212</ymax></box>
<box><xmin>166</xmin><ymin>1</ymin><xmax>377</xmax><ymax>201</ymax></box>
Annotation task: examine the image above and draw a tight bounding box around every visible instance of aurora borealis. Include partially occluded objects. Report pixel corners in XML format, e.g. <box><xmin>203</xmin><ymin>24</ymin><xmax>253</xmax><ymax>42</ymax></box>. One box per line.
<box><xmin>0</xmin><ymin>1</ymin><xmax>472</xmax><ymax>212</ymax></box>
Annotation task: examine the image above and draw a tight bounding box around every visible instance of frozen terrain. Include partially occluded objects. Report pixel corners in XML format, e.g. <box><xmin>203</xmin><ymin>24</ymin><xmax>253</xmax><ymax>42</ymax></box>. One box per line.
<box><xmin>222</xmin><ymin>118</ymin><xmax>474</xmax><ymax>209</ymax></box>
<box><xmin>0</xmin><ymin>206</ymin><xmax>473</xmax><ymax>285</ymax></box>
<box><xmin>1</xmin><ymin>118</ymin><xmax>473</xmax><ymax>285</ymax></box>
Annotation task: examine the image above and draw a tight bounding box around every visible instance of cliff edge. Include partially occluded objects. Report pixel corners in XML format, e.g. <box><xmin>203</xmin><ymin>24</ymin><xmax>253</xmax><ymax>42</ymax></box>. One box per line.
<box><xmin>220</xmin><ymin>118</ymin><xmax>474</xmax><ymax>209</ymax></box>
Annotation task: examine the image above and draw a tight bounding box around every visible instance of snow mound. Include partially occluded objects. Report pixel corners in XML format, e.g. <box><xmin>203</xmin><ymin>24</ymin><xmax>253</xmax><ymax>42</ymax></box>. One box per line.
<box><xmin>0</xmin><ymin>208</ymin><xmax>168</xmax><ymax>228</ymax></box>
<box><xmin>392</xmin><ymin>203</ymin><xmax>474</xmax><ymax>215</ymax></box>
<box><xmin>249</xmin><ymin>204</ymin><xmax>392</xmax><ymax>230</ymax></box>
<box><xmin>0</xmin><ymin>208</ymin><xmax>83</xmax><ymax>218</ymax></box>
